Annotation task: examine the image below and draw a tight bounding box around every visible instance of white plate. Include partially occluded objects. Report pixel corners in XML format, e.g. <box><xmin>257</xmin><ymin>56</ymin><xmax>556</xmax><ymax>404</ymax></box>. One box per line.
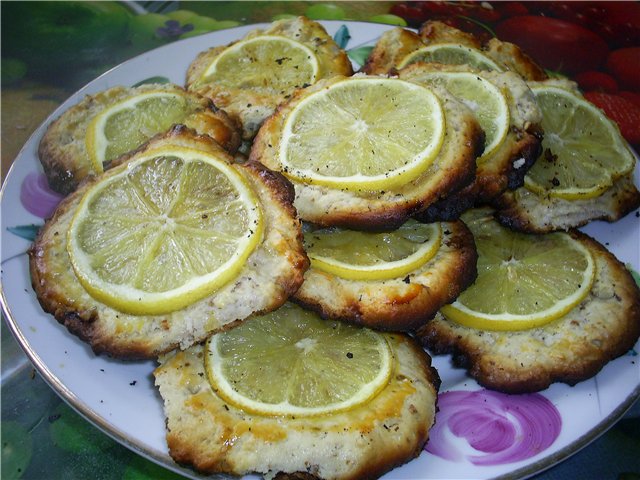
<box><xmin>1</xmin><ymin>20</ymin><xmax>639</xmax><ymax>480</ymax></box>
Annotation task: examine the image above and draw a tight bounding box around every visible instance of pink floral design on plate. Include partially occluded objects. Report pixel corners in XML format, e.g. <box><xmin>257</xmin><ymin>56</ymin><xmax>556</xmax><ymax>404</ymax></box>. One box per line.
<box><xmin>20</xmin><ymin>172</ymin><xmax>63</xmax><ymax>219</ymax></box>
<box><xmin>426</xmin><ymin>389</ymin><xmax>562</xmax><ymax>466</ymax></box>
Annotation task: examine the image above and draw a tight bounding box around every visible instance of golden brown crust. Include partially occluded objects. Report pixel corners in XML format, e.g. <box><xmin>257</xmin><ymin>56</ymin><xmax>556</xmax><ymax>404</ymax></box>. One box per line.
<box><xmin>493</xmin><ymin>172</ymin><xmax>640</xmax><ymax>233</ymax></box>
<box><xmin>361</xmin><ymin>27</ymin><xmax>426</xmax><ymax>75</ymax></box>
<box><xmin>250</xmin><ymin>74</ymin><xmax>484</xmax><ymax>231</ymax></box>
<box><xmin>416</xmin><ymin>128</ymin><xmax>542</xmax><ymax>221</ymax></box>
<box><xmin>415</xmin><ymin>230</ymin><xmax>640</xmax><ymax>393</ymax></box>
<box><xmin>484</xmin><ymin>37</ymin><xmax>548</xmax><ymax>81</ymax></box>
<box><xmin>362</xmin><ymin>21</ymin><xmax>548</xmax><ymax>82</ymax></box>
<box><xmin>397</xmin><ymin>63</ymin><xmax>543</xmax><ymax>221</ymax></box>
<box><xmin>29</xmin><ymin>127</ymin><xmax>308</xmax><ymax>359</ymax></box>
<box><xmin>154</xmin><ymin>331</ymin><xmax>440</xmax><ymax>479</ymax></box>
<box><xmin>186</xmin><ymin>16</ymin><xmax>353</xmax><ymax>140</ymax></box>
<box><xmin>293</xmin><ymin>220</ymin><xmax>477</xmax><ymax>331</ymax></box>
<box><xmin>420</xmin><ymin>21</ymin><xmax>548</xmax><ymax>81</ymax></box>
<box><xmin>38</xmin><ymin>83</ymin><xmax>241</xmax><ymax>195</ymax></box>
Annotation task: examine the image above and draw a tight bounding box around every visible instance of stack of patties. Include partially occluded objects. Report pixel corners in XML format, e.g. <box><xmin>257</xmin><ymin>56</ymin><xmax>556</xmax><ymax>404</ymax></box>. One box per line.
<box><xmin>363</xmin><ymin>20</ymin><xmax>546</xmax><ymax>221</ymax></box>
<box><xmin>250</xmin><ymin>72</ymin><xmax>482</xmax><ymax>330</ymax></box>
<box><xmin>28</xmin><ymin>14</ymin><xmax>640</xmax><ymax>480</ymax></box>
<box><xmin>156</xmin><ymin>20</ymin><xmax>479</xmax><ymax>477</ymax></box>
<box><xmin>359</xmin><ymin>20</ymin><xmax>640</xmax><ymax>393</ymax></box>
<box><xmin>186</xmin><ymin>16</ymin><xmax>354</xmax><ymax>142</ymax></box>
<box><xmin>38</xmin><ymin>82</ymin><xmax>241</xmax><ymax>195</ymax></box>
<box><xmin>30</xmin><ymin>126</ymin><xmax>308</xmax><ymax>358</ymax></box>
<box><xmin>30</xmin><ymin>17</ymin><xmax>449</xmax><ymax>480</ymax></box>
<box><xmin>415</xmin><ymin>207</ymin><xmax>640</xmax><ymax>393</ymax></box>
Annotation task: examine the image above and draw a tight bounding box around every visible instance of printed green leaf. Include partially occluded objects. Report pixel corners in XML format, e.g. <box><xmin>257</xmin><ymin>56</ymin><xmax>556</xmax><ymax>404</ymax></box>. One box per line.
<box><xmin>132</xmin><ymin>76</ymin><xmax>171</xmax><ymax>87</ymax></box>
<box><xmin>7</xmin><ymin>224</ymin><xmax>40</xmax><ymax>241</ymax></box>
<box><xmin>333</xmin><ymin>25</ymin><xmax>351</xmax><ymax>49</ymax></box>
<box><xmin>348</xmin><ymin>46</ymin><xmax>374</xmax><ymax>67</ymax></box>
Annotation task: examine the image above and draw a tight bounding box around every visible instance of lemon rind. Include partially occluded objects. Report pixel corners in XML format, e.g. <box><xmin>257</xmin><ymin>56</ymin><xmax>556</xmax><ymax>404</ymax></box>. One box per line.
<box><xmin>202</xmin><ymin>34</ymin><xmax>320</xmax><ymax>82</ymax></box>
<box><xmin>205</xmin><ymin>331</ymin><xmax>393</xmax><ymax>417</ymax></box>
<box><xmin>398</xmin><ymin>42</ymin><xmax>503</xmax><ymax>71</ymax></box>
<box><xmin>67</xmin><ymin>146</ymin><xmax>264</xmax><ymax>315</ymax></box>
<box><xmin>441</xmin><ymin>234</ymin><xmax>596</xmax><ymax>331</ymax></box>
<box><xmin>278</xmin><ymin>77</ymin><xmax>446</xmax><ymax>191</ymax></box>
<box><xmin>409</xmin><ymin>70</ymin><xmax>510</xmax><ymax>164</ymax></box>
<box><xmin>85</xmin><ymin>91</ymin><xmax>188</xmax><ymax>173</ymax></box>
<box><xmin>524</xmin><ymin>85</ymin><xmax>636</xmax><ymax>200</ymax></box>
<box><xmin>307</xmin><ymin>222</ymin><xmax>442</xmax><ymax>281</ymax></box>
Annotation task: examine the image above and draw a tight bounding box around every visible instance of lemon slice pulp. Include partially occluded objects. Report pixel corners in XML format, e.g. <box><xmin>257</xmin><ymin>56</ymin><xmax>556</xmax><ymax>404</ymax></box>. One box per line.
<box><xmin>67</xmin><ymin>146</ymin><xmax>263</xmax><ymax>315</ymax></box>
<box><xmin>86</xmin><ymin>91</ymin><xmax>192</xmax><ymax>173</ymax></box>
<box><xmin>398</xmin><ymin>43</ymin><xmax>503</xmax><ymax>71</ymax></box>
<box><xmin>441</xmin><ymin>208</ymin><xmax>595</xmax><ymax>331</ymax></box>
<box><xmin>201</xmin><ymin>35</ymin><xmax>320</xmax><ymax>94</ymax></box>
<box><xmin>406</xmin><ymin>71</ymin><xmax>510</xmax><ymax>162</ymax></box>
<box><xmin>205</xmin><ymin>302</ymin><xmax>393</xmax><ymax>417</ymax></box>
<box><xmin>304</xmin><ymin>220</ymin><xmax>442</xmax><ymax>281</ymax></box>
<box><xmin>279</xmin><ymin>77</ymin><xmax>446</xmax><ymax>191</ymax></box>
<box><xmin>524</xmin><ymin>85</ymin><xmax>636</xmax><ymax>200</ymax></box>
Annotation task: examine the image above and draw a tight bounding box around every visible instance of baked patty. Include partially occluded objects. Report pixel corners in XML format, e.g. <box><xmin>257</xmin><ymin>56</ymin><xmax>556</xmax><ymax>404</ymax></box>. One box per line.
<box><xmin>416</xmin><ymin>230</ymin><xmax>640</xmax><ymax>393</ymax></box>
<box><xmin>362</xmin><ymin>21</ymin><xmax>547</xmax><ymax>82</ymax></box>
<box><xmin>29</xmin><ymin>126</ymin><xmax>308</xmax><ymax>359</ymax></box>
<box><xmin>492</xmin><ymin>78</ymin><xmax>640</xmax><ymax>232</ymax></box>
<box><xmin>293</xmin><ymin>219</ymin><xmax>477</xmax><ymax>331</ymax></box>
<box><xmin>399</xmin><ymin>64</ymin><xmax>543</xmax><ymax>221</ymax></box>
<box><xmin>186</xmin><ymin>16</ymin><xmax>353</xmax><ymax>140</ymax></box>
<box><xmin>250</xmin><ymin>74</ymin><xmax>484</xmax><ymax>231</ymax></box>
<box><xmin>38</xmin><ymin>83</ymin><xmax>240</xmax><ymax>195</ymax></box>
<box><xmin>494</xmin><ymin>172</ymin><xmax>640</xmax><ymax>233</ymax></box>
<box><xmin>154</xmin><ymin>330</ymin><xmax>440</xmax><ymax>479</ymax></box>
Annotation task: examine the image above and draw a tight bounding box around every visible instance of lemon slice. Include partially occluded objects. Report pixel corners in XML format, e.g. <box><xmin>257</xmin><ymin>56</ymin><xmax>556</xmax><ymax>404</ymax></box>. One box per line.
<box><xmin>67</xmin><ymin>146</ymin><xmax>263</xmax><ymax>315</ymax></box>
<box><xmin>398</xmin><ymin>43</ymin><xmax>503</xmax><ymax>71</ymax></box>
<box><xmin>304</xmin><ymin>220</ymin><xmax>442</xmax><ymax>281</ymax></box>
<box><xmin>441</xmin><ymin>209</ymin><xmax>595</xmax><ymax>331</ymax></box>
<box><xmin>201</xmin><ymin>35</ymin><xmax>319</xmax><ymax>95</ymax></box>
<box><xmin>524</xmin><ymin>85</ymin><xmax>636</xmax><ymax>200</ymax></box>
<box><xmin>205</xmin><ymin>302</ymin><xmax>393</xmax><ymax>417</ymax></box>
<box><xmin>279</xmin><ymin>77</ymin><xmax>446</xmax><ymax>191</ymax></box>
<box><xmin>86</xmin><ymin>91</ymin><xmax>192</xmax><ymax>173</ymax></box>
<box><xmin>407</xmin><ymin>71</ymin><xmax>510</xmax><ymax>162</ymax></box>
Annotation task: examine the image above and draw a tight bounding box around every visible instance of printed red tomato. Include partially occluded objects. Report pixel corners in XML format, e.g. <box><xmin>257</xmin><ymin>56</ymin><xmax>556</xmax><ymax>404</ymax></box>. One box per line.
<box><xmin>495</xmin><ymin>15</ymin><xmax>609</xmax><ymax>74</ymax></box>
<box><xmin>606</xmin><ymin>48</ymin><xmax>640</xmax><ymax>92</ymax></box>
<box><xmin>584</xmin><ymin>91</ymin><xmax>640</xmax><ymax>145</ymax></box>
<box><xmin>574</xmin><ymin>71</ymin><xmax>619</xmax><ymax>93</ymax></box>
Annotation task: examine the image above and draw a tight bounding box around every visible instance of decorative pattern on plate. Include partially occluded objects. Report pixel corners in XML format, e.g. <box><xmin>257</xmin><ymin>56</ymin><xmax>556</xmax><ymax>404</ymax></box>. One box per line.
<box><xmin>20</xmin><ymin>172</ymin><xmax>63</xmax><ymax>219</ymax></box>
<box><xmin>426</xmin><ymin>389</ymin><xmax>562</xmax><ymax>465</ymax></box>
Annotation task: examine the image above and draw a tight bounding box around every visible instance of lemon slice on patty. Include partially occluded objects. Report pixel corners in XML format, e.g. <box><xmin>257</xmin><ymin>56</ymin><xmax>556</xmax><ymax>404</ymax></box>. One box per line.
<box><xmin>441</xmin><ymin>208</ymin><xmax>595</xmax><ymax>331</ymax></box>
<box><xmin>279</xmin><ymin>76</ymin><xmax>446</xmax><ymax>191</ymax></box>
<box><xmin>524</xmin><ymin>85</ymin><xmax>636</xmax><ymax>200</ymax></box>
<box><xmin>200</xmin><ymin>35</ymin><xmax>320</xmax><ymax>95</ymax></box>
<box><xmin>86</xmin><ymin>90</ymin><xmax>193</xmax><ymax>173</ymax></box>
<box><xmin>205</xmin><ymin>302</ymin><xmax>393</xmax><ymax>417</ymax></box>
<box><xmin>398</xmin><ymin>43</ymin><xmax>503</xmax><ymax>71</ymax></box>
<box><xmin>304</xmin><ymin>220</ymin><xmax>442</xmax><ymax>281</ymax></box>
<box><xmin>406</xmin><ymin>71</ymin><xmax>510</xmax><ymax>162</ymax></box>
<box><xmin>67</xmin><ymin>146</ymin><xmax>263</xmax><ymax>315</ymax></box>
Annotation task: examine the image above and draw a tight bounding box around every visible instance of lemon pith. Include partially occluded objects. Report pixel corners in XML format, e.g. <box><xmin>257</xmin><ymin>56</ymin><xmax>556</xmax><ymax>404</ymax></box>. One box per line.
<box><xmin>85</xmin><ymin>91</ymin><xmax>191</xmax><ymax>173</ymax></box>
<box><xmin>201</xmin><ymin>35</ymin><xmax>320</xmax><ymax>94</ymax></box>
<box><xmin>305</xmin><ymin>220</ymin><xmax>442</xmax><ymax>281</ymax></box>
<box><xmin>407</xmin><ymin>71</ymin><xmax>510</xmax><ymax>162</ymax></box>
<box><xmin>524</xmin><ymin>85</ymin><xmax>636</xmax><ymax>200</ymax></box>
<box><xmin>398</xmin><ymin>43</ymin><xmax>503</xmax><ymax>71</ymax></box>
<box><xmin>278</xmin><ymin>77</ymin><xmax>446</xmax><ymax>191</ymax></box>
<box><xmin>67</xmin><ymin>146</ymin><xmax>263</xmax><ymax>315</ymax></box>
<box><xmin>205</xmin><ymin>303</ymin><xmax>393</xmax><ymax>417</ymax></box>
<box><xmin>441</xmin><ymin>209</ymin><xmax>595</xmax><ymax>331</ymax></box>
